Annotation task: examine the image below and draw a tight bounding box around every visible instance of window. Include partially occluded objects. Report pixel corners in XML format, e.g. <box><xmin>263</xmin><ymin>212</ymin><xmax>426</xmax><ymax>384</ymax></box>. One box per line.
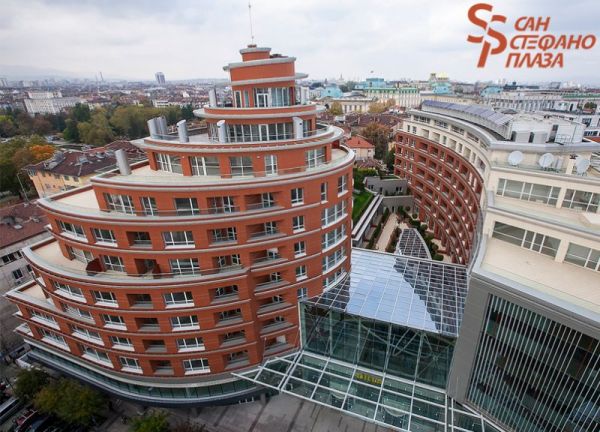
<box><xmin>219</xmin><ymin>309</ymin><xmax>241</xmax><ymax>322</ymax></box>
<box><xmin>110</xmin><ymin>336</ymin><xmax>133</xmax><ymax>349</ymax></box>
<box><xmin>270</xmin><ymin>87</ymin><xmax>290</xmax><ymax>107</ymax></box>
<box><xmin>170</xmin><ymin>315</ymin><xmax>199</xmax><ymax>330</ymax></box>
<box><xmin>322</xmin><ymin>246</ymin><xmax>346</xmax><ymax>271</ymax></box>
<box><xmin>294</xmin><ymin>241</ymin><xmax>306</xmax><ymax>257</ymax></box>
<box><xmin>211</xmin><ymin>227</ymin><xmax>237</xmax><ymax>243</ymax></box>
<box><xmin>71</xmin><ymin>325</ymin><xmax>102</xmax><ymax>344</ymax></box>
<box><xmin>229</xmin><ymin>156</ymin><xmax>253</xmax><ymax>177</ymax></box>
<box><xmin>93</xmin><ymin>290</ymin><xmax>117</xmax><ymax>305</ymax></box>
<box><xmin>208</xmin><ymin>196</ymin><xmax>235</xmax><ymax>213</ymax></box>
<box><xmin>320</xmin><ymin>182</ymin><xmax>328</xmax><ymax>201</ymax></box>
<box><xmin>295</xmin><ymin>265</ymin><xmax>307</xmax><ymax>280</ymax></box>
<box><xmin>131</xmin><ymin>231</ymin><xmax>151</xmax><ymax>246</ymax></box>
<box><xmin>492</xmin><ymin>222</ymin><xmax>560</xmax><ymax>258</ymax></box>
<box><xmin>223</xmin><ymin>331</ymin><xmax>245</xmax><ymax>342</ymax></box>
<box><xmin>292</xmin><ymin>215</ymin><xmax>305</xmax><ymax>232</ymax></box>
<box><xmin>496</xmin><ymin>179</ymin><xmax>560</xmax><ymax>206</ymax></box>
<box><xmin>268</xmin><ymin>122</ymin><xmax>292</xmax><ymax>140</ymax></box>
<box><xmin>29</xmin><ymin>309</ymin><xmax>58</xmax><ymax>327</ymax></box>
<box><xmin>68</xmin><ymin>247</ymin><xmax>93</xmax><ymax>263</ymax></box>
<box><xmin>190</xmin><ymin>156</ymin><xmax>220</xmax><ymax>176</ymax></box>
<box><xmin>183</xmin><ymin>358</ymin><xmax>210</xmax><ymax>374</ymax></box>
<box><xmin>254</xmin><ymin>88</ymin><xmax>269</xmax><ymax>107</ymax></box>
<box><xmin>81</xmin><ymin>345</ymin><xmax>111</xmax><ymax>365</ymax></box>
<box><xmin>337</xmin><ymin>175</ymin><xmax>348</xmax><ymax>194</ymax></box>
<box><xmin>58</xmin><ymin>221</ymin><xmax>86</xmax><ymax>239</ymax></box>
<box><xmin>261</xmin><ymin>193</ymin><xmax>275</xmax><ymax>208</ymax></box>
<box><xmin>12</xmin><ymin>269</ymin><xmax>24</xmax><ymax>282</ymax></box>
<box><xmin>39</xmin><ymin>328</ymin><xmax>66</xmax><ymax>347</ymax></box>
<box><xmin>234</xmin><ymin>91</ymin><xmax>242</xmax><ymax>108</ymax></box>
<box><xmin>174</xmin><ymin>198</ymin><xmax>200</xmax><ymax>216</ymax></box>
<box><xmin>92</xmin><ymin>228</ymin><xmax>116</xmax><ymax>244</ymax></box>
<box><xmin>177</xmin><ymin>337</ymin><xmax>205</xmax><ymax>351</ymax></box>
<box><xmin>321</xmin><ymin>201</ymin><xmax>347</xmax><ymax>226</ymax></box>
<box><xmin>264</xmin><ymin>221</ymin><xmax>278</xmax><ymax>235</ymax></box>
<box><xmin>561</xmin><ymin>189</ymin><xmax>599</xmax><ymax>213</ymax></box>
<box><xmin>291</xmin><ymin>188</ymin><xmax>304</xmax><ymax>205</ymax></box>
<box><xmin>101</xmin><ymin>314</ymin><xmax>125</xmax><ymax>328</ymax></box>
<box><xmin>155</xmin><ymin>153</ymin><xmax>183</xmax><ymax>174</ymax></box>
<box><xmin>140</xmin><ymin>196</ymin><xmax>157</xmax><ymax>216</ymax></box>
<box><xmin>323</xmin><ymin>268</ymin><xmax>345</xmax><ymax>288</ymax></box>
<box><xmin>305</xmin><ymin>147</ymin><xmax>326</xmax><ymax>168</ymax></box>
<box><xmin>61</xmin><ymin>303</ymin><xmax>92</xmax><ymax>319</ymax></box>
<box><xmin>54</xmin><ymin>281</ymin><xmax>85</xmax><ymax>301</ymax></box>
<box><xmin>216</xmin><ymin>254</ymin><xmax>241</xmax><ymax>268</ymax></box>
<box><xmin>170</xmin><ymin>258</ymin><xmax>200</xmax><ymax>276</ymax></box>
<box><xmin>162</xmin><ymin>231</ymin><xmax>194</xmax><ymax>247</ymax></box>
<box><xmin>564</xmin><ymin>243</ymin><xmax>600</xmax><ymax>271</ymax></box>
<box><xmin>119</xmin><ymin>356</ymin><xmax>141</xmax><ymax>371</ymax></box>
<box><xmin>102</xmin><ymin>255</ymin><xmax>125</xmax><ymax>272</ymax></box>
<box><xmin>163</xmin><ymin>292</ymin><xmax>194</xmax><ymax>307</ymax></box>
<box><xmin>1</xmin><ymin>251</ymin><xmax>21</xmax><ymax>266</ymax></box>
<box><xmin>297</xmin><ymin>287</ymin><xmax>308</xmax><ymax>299</ymax></box>
<box><xmin>214</xmin><ymin>285</ymin><xmax>239</xmax><ymax>298</ymax></box>
<box><xmin>322</xmin><ymin>225</ymin><xmax>346</xmax><ymax>249</ymax></box>
<box><xmin>265</xmin><ymin>154</ymin><xmax>277</xmax><ymax>175</ymax></box>
<box><xmin>104</xmin><ymin>193</ymin><xmax>134</xmax><ymax>214</ymax></box>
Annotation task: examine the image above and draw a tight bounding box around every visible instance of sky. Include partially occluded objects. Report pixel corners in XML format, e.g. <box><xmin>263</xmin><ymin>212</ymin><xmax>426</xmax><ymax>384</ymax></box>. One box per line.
<box><xmin>1</xmin><ymin>0</ymin><xmax>599</xmax><ymax>84</ymax></box>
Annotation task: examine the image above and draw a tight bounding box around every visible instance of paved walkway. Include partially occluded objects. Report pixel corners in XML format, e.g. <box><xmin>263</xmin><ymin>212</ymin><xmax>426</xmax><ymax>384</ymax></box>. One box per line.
<box><xmin>104</xmin><ymin>394</ymin><xmax>391</xmax><ymax>432</ymax></box>
<box><xmin>376</xmin><ymin>215</ymin><xmax>399</xmax><ymax>252</ymax></box>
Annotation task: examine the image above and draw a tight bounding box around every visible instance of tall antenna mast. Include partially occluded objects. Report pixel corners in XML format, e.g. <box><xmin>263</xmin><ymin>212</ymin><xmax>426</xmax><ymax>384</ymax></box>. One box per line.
<box><xmin>248</xmin><ymin>2</ymin><xmax>255</xmax><ymax>44</ymax></box>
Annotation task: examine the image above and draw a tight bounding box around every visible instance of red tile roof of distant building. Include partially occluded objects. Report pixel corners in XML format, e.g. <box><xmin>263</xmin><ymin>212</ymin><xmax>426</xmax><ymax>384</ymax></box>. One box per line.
<box><xmin>346</xmin><ymin>135</ymin><xmax>374</xmax><ymax>149</ymax></box>
<box><xmin>0</xmin><ymin>203</ymin><xmax>48</xmax><ymax>249</ymax></box>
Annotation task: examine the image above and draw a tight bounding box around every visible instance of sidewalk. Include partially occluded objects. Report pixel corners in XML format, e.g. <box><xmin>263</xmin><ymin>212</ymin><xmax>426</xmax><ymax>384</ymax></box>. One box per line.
<box><xmin>376</xmin><ymin>215</ymin><xmax>399</xmax><ymax>252</ymax></box>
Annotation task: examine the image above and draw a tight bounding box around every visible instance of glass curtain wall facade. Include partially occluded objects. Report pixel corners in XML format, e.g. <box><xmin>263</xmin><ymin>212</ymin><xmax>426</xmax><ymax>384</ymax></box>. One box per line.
<box><xmin>467</xmin><ymin>295</ymin><xmax>600</xmax><ymax>432</ymax></box>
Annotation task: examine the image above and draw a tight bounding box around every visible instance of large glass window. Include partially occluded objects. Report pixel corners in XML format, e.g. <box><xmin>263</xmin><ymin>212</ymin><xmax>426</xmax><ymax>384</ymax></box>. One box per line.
<box><xmin>492</xmin><ymin>221</ymin><xmax>560</xmax><ymax>257</ymax></box>
<box><xmin>163</xmin><ymin>291</ymin><xmax>194</xmax><ymax>307</ymax></box>
<box><xmin>92</xmin><ymin>228</ymin><xmax>116</xmax><ymax>244</ymax></box>
<box><xmin>170</xmin><ymin>258</ymin><xmax>200</xmax><ymax>276</ymax></box>
<box><xmin>291</xmin><ymin>188</ymin><xmax>304</xmax><ymax>205</ymax></box>
<box><xmin>177</xmin><ymin>337</ymin><xmax>205</xmax><ymax>351</ymax></box>
<box><xmin>183</xmin><ymin>358</ymin><xmax>210</xmax><ymax>374</ymax></box>
<box><xmin>229</xmin><ymin>157</ymin><xmax>253</xmax><ymax>177</ymax></box>
<box><xmin>265</xmin><ymin>154</ymin><xmax>277</xmax><ymax>175</ymax></box>
<box><xmin>54</xmin><ymin>281</ymin><xmax>84</xmax><ymax>300</ymax></box>
<box><xmin>322</xmin><ymin>225</ymin><xmax>346</xmax><ymax>249</ymax></box>
<box><xmin>140</xmin><ymin>196</ymin><xmax>157</xmax><ymax>216</ymax></box>
<box><xmin>496</xmin><ymin>178</ymin><xmax>560</xmax><ymax>205</ymax></box>
<box><xmin>155</xmin><ymin>153</ymin><xmax>183</xmax><ymax>174</ymax></box>
<box><xmin>174</xmin><ymin>198</ymin><xmax>200</xmax><ymax>216</ymax></box>
<box><xmin>170</xmin><ymin>315</ymin><xmax>199</xmax><ymax>330</ymax></box>
<box><xmin>102</xmin><ymin>255</ymin><xmax>125</xmax><ymax>272</ymax></box>
<box><xmin>321</xmin><ymin>201</ymin><xmax>347</xmax><ymax>226</ymax></box>
<box><xmin>190</xmin><ymin>156</ymin><xmax>220</xmax><ymax>176</ymax></box>
<box><xmin>208</xmin><ymin>196</ymin><xmax>236</xmax><ymax>214</ymax></box>
<box><xmin>306</xmin><ymin>147</ymin><xmax>326</xmax><ymax>168</ymax></box>
<box><xmin>93</xmin><ymin>290</ymin><xmax>117</xmax><ymax>305</ymax></box>
<box><xmin>104</xmin><ymin>193</ymin><xmax>134</xmax><ymax>214</ymax></box>
<box><xmin>68</xmin><ymin>246</ymin><xmax>93</xmax><ymax>263</ymax></box>
<box><xmin>270</xmin><ymin>87</ymin><xmax>290</xmax><ymax>107</ymax></box>
<box><xmin>561</xmin><ymin>189</ymin><xmax>599</xmax><ymax>213</ymax></box>
<box><xmin>162</xmin><ymin>231</ymin><xmax>194</xmax><ymax>247</ymax></box>
<box><xmin>58</xmin><ymin>221</ymin><xmax>86</xmax><ymax>239</ymax></box>
<box><xmin>564</xmin><ymin>242</ymin><xmax>600</xmax><ymax>271</ymax></box>
<box><xmin>254</xmin><ymin>88</ymin><xmax>269</xmax><ymax>107</ymax></box>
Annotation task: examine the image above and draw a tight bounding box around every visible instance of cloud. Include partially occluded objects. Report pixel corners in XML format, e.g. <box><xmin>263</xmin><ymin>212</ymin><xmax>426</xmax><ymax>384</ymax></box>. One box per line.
<box><xmin>0</xmin><ymin>0</ymin><xmax>598</xmax><ymax>84</ymax></box>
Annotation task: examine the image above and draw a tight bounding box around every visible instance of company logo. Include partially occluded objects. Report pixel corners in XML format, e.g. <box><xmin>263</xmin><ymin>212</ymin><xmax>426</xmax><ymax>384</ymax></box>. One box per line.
<box><xmin>467</xmin><ymin>3</ymin><xmax>596</xmax><ymax>68</ymax></box>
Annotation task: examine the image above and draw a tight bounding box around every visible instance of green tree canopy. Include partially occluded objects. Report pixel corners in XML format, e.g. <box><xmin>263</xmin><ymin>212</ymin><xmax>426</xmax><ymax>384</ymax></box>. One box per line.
<box><xmin>130</xmin><ymin>410</ymin><xmax>170</xmax><ymax>432</ymax></box>
<box><xmin>328</xmin><ymin>101</ymin><xmax>343</xmax><ymax>115</ymax></box>
<box><xmin>77</xmin><ymin>109</ymin><xmax>114</xmax><ymax>145</ymax></box>
<box><xmin>14</xmin><ymin>368</ymin><xmax>49</xmax><ymax>402</ymax></box>
<box><xmin>34</xmin><ymin>378</ymin><xmax>106</xmax><ymax>426</ymax></box>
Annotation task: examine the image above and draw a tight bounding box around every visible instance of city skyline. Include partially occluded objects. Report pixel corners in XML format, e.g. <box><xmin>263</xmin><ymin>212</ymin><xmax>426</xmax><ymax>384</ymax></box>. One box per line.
<box><xmin>1</xmin><ymin>0</ymin><xmax>599</xmax><ymax>85</ymax></box>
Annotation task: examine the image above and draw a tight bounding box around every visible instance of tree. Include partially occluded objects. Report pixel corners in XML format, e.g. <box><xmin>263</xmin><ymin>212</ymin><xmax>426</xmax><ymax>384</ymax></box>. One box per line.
<box><xmin>0</xmin><ymin>115</ymin><xmax>17</xmax><ymax>137</ymax></box>
<box><xmin>15</xmin><ymin>112</ymin><xmax>33</xmax><ymax>135</ymax></box>
<box><xmin>361</xmin><ymin>122</ymin><xmax>391</xmax><ymax>159</ymax></box>
<box><xmin>130</xmin><ymin>410</ymin><xmax>170</xmax><ymax>432</ymax></box>
<box><xmin>30</xmin><ymin>144</ymin><xmax>55</xmax><ymax>162</ymax></box>
<box><xmin>368</xmin><ymin>99</ymin><xmax>395</xmax><ymax>114</ymax></box>
<box><xmin>78</xmin><ymin>109</ymin><xmax>114</xmax><ymax>145</ymax></box>
<box><xmin>170</xmin><ymin>419</ymin><xmax>207</xmax><ymax>432</ymax></box>
<box><xmin>181</xmin><ymin>104</ymin><xmax>194</xmax><ymax>121</ymax></box>
<box><xmin>71</xmin><ymin>103</ymin><xmax>91</xmax><ymax>122</ymax></box>
<box><xmin>62</xmin><ymin>119</ymin><xmax>80</xmax><ymax>142</ymax></box>
<box><xmin>34</xmin><ymin>378</ymin><xmax>105</xmax><ymax>426</ymax></box>
<box><xmin>110</xmin><ymin>106</ymin><xmax>149</xmax><ymax>139</ymax></box>
<box><xmin>14</xmin><ymin>368</ymin><xmax>49</xmax><ymax>402</ymax></box>
<box><xmin>384</xmin><ymin>149</ymin><xmax>395</xmax><ymax>171</ymax></box>
<box><xmin>328</xmin><ymin>102</ymin><xmax>343</xmax><ymax>116</ymax></box>
<box><xmin>32</xmin><ymin>117</ymin><xmax>53</xmax><ymax>135</ymax></box>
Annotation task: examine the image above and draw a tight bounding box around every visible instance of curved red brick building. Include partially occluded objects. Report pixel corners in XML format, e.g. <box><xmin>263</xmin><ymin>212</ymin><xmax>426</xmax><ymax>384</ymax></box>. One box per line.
<box><xmin>7</xmin><ymin>45</ymin><xmax>354</xmax><ymax>405</ymax></box>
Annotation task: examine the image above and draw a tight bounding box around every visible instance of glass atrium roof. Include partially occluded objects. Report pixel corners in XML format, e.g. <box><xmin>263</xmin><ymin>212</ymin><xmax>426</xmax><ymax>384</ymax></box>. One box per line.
<box><xmin>396</xmin><ymin>228</ymin><xmax>432</xmax><ymax>259</ymax></box>
<box><xmin>305</xmin><ymin>249</ymin><xmax>468</xmax><ymax>337</ymax></box>
<box><xmin>234</xmin><ymin>351</ymin><xmax>503</xmax><ymax>432</ymax></box>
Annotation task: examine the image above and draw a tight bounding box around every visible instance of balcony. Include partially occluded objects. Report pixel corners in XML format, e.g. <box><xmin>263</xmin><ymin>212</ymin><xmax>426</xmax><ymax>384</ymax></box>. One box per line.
<box><xmin>25</xmin><ymin>238</ymin><xmax>247</xmax><ymax>284</ymax></box>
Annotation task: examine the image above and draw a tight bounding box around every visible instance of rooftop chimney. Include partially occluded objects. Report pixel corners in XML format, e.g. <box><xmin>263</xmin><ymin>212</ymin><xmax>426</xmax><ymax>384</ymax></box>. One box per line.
<box><xmin>115</xmin><ymin>149</ymin><xmax>131</xmax><ymax>176</ymax></box>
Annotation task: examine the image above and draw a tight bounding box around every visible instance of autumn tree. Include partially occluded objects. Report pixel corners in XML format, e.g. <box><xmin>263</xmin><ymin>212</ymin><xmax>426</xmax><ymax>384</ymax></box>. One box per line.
<box><xmin>328</xmin><ymin>102</ymin><xmax>343</xmax><ymax>115</ymax></box>
<box><xmin>361</xmin><ymin>122</ymin><xmax>391</xmax><ymax>159</ymax></box>
<box><xmin>32</xmin><ymin>117</ymin><xmax>53</xmax><ymax>135</ymax></box>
